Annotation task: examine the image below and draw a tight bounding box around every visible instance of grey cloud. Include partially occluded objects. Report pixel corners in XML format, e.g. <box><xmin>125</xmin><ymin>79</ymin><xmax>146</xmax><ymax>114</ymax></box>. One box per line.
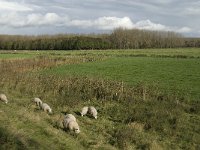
<box><xmin>0</xmin><ymin>0</ymin><xmax>33</xmax><ymax>11</ymax></box>
<box><xmin>0</xmin><ymin>12</ymin><xmax>191</xmax><ymax>34</ymax></box>
<box><xmin>0</xmin><ymin>0</ymin><xmax>199</xmax><ymax>36</ymax></box>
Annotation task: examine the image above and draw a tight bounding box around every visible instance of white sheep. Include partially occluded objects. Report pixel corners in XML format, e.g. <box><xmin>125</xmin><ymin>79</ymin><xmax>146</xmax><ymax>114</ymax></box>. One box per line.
<box><xmin>88</xmin><ymin>106</ymin><xmax>98</xmax><ymax>119</ymax></box>
<box><xmin>40</xmin><ymin>103</ymin><xmax>52</xmax><ymax>114</ymax></box>
<box><xmin>80</xmin><ymin>106</ymin><xmax>88</xmax><ymax>117</ymax></box>
<box><xmin>63</xmin><ymin>114</ymin><xmax>80</xmax><ymax>134</ymax></box>
<box><xmin>33</xmin><ymin>98</ymin><xmax>42</xmax><ymax>107</ymax></box>
<box><xmin>63</xmin><ymin>119</ymin><xmax>80</xmax><ymax>134</ymax></box>
<box><xmin>0</xmin><ymin>94</ymin><xmax>8</xmax><ymax>104</ymax></box>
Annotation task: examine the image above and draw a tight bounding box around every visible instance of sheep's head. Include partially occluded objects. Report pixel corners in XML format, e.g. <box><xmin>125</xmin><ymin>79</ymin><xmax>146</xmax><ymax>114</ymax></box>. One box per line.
<box><xmin>48</xmin><ymin>109</ymin><xmax>53</xmax><ymax>114</ymax></box>
<box><xmin>75</xmin><ymin>128</ymin><xmax>80</xmax><ymax>134</ymax></box>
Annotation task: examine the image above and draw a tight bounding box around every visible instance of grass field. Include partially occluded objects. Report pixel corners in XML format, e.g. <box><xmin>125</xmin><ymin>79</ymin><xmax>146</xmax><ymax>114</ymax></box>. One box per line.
<box><xmin>0</xmin><ymin>49</ymin><xmax>200</xmax><ymax>150</ymax></box>
<box><xmin>1</xmin><ymin>48</ymin><xmax>200</xmax><ymax>59</ymax></box>
<box><xmin>44</xmin><ymin>56</ymin><xmax>200</xmax><ymax>99</ymax></box>
<box><xmin>0</xmin><ymin>51</ymin><xmax>37</xmax><ymax>59</ymax></box>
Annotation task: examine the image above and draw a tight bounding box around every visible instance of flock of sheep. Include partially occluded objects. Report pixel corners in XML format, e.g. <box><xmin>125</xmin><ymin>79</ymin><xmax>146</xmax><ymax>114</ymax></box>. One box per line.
<box><xmin>0</xmin><ymin>93</ymin><xmax>98</xmax><ymax>134</ymax></box>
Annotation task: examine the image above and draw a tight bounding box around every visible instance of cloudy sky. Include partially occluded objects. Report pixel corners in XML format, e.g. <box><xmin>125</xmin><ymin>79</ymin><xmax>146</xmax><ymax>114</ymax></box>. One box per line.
<box><xmin>0</xmin><ymin>0</ymin><xmax>199</xmax><ymax>36</ymax></box>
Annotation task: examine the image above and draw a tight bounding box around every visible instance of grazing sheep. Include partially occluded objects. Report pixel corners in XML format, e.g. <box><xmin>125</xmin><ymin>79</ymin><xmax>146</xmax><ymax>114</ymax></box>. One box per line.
<box><xmin>0</xmin><ymin>94</ymin><xmax>8</xmax><ymax>104</ymax></box>
<box><xmin>63</xmin><ymin>114</ymin><xmax>80</xmax><ymax>133</ymax></box>
<box><xmin>80</xmin><ymin>106</ymin><xmax>88</xmax><ymax>117</ymax></box>
<box><xmin>41</xmin><ymin>103</ymin><xmax>52</xmax><ymax>114</ymax></box>
<box><xmin>63</xmin><ymin>119</ymin><xmax>80</xmax><ymax>134</ymax></box>
<box><xmin>33</xmin><ymin>98</ymin><xmax>42</xmax><ymax>107</ymax></box>
<box><xmin>88</xmin><ymin>106</ymin><xmax>98</xmax><ymax>119</ymax></box>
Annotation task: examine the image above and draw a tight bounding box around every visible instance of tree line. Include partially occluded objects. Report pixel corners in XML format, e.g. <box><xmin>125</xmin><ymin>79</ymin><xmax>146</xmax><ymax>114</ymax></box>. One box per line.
<box><xmin>0</xmin><ymin>28</ymin><xmax>199</xmax><ymax>50</ymax></box>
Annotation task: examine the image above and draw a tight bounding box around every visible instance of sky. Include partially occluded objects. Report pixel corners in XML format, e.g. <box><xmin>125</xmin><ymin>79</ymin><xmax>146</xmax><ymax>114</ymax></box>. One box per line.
<box><xmin>0</xmin><ymin>0</ymin><xmax>199</xmax><ymax>37</ymax></box>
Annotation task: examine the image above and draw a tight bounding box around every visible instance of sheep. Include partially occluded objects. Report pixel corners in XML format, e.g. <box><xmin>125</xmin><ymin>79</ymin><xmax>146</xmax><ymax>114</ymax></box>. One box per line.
<box><xmin>63</xmin><ymin>118</ymin><xmax>80</xmax><ymax>134</ymax></box>
<box><xmin>0</xmin><ymin>94</ymin><xmax>8</xmax><ymax>104</ymax></box>
<box><xmin>40</xmin><ymin>103</ymin><xmax>52</xmax><ymax>114</ymax></box>
<box><xmin>63</xmin><ymin>114</ymin><xmax>80</xmax><ymax>134</ymax></box>
<box><xmin>33</xmin><ymin>97</ymin><xmax>42</xmax><ymax>107</ymax></box>
<box><xmin>88</xmin><ymin>106</ymin><xmax>98</xmax><ymax>119</ymax></box>
<box><xmin>80</xmin><ymin>106</ymin><xmax>88</xmax><ymax>117</ymax></box>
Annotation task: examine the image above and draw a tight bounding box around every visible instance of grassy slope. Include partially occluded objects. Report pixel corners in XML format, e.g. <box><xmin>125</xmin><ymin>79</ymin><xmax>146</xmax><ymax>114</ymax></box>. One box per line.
<box><xmin>1</xmin><ymin>78</ymin><xmax>199</xmax><ymax>150</ymax></box>
<box><xmin>0</xmin><ymin>92</ymin><xmax>117</xmax><ymax>150</ymax></box>
<box><xmin>44</xmin><ymin>57</ymin><xmax>200</xmax><ymax>99</ymax></box>
<box><xmin>2</xmin><ymin>80</ymin><xmax>199</xmax><ymax>150</ymax></box>
<box><xmin>0</xmin><ymin>95</ymin><xmax>83</xmax><ymax>150</ymax></box>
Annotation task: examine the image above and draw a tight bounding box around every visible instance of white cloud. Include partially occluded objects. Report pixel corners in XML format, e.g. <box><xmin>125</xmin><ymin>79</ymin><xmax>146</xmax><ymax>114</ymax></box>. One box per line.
<box><xmin>26</xmin><ymin>13</ymin><xmax>63</xmax><ymax>26</ymax></box>
<box><xmin>0</xmin><ymin>13</ymin><xmax>64</xmax><ymax>27</ymax></box>
<box><xmin>0</xmin><ymin>12</ymin><xmax>192</xmax><ymax>34</ymax></box>
<box><xmin>0</xmin><ymin>0</ymin><xmax>198</xmax><ymax>36</ymax></box>
<box><xmin>132</xmin><ymin>20</ymin><xmax>192</xmax><ymax>33</ymax></box>
<box><xmin>71</xmin><ymin>17</ymin><xmax>192</xmax><ymax>34</ymax></box>
<box><xmin>177</xmin><ymin>27</ymin><xmax>192</xmax><ymax>33</ymax></box>
<box><xmin>134</xmin><ymin>20</ymin><xmax>170</xmax><ymax>31</ymax></box>
<box><xmin>0</xmin><ymin>13</ymin><xmax>134</xmax><ymax>29</ymax></box>
<box><xmin>95</xmin><ymin>17</ymin><xmax>133</xmax><ymax>29</ymax></box>
<box><xmin>0</xmin><ymin>13</ymin><xmax>24</xmax><ymax>27</ymax></box>
<box><xmin>70</xmin><ymin>16</ymin><xmax>133</xmax><ymax>30</ymax></box>
<box><xmin>0</xmin><ymin>0</ymin><xmax>32</xmax><ymax>11</ymax></box>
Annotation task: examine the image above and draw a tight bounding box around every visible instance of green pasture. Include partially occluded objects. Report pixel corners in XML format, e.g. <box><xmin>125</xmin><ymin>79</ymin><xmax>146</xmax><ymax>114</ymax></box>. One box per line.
<box><xmin>57</xmin><ymin>48</ymin><xmax>200</xmax><ymax>58</ymax></box>
<box><xmin>1</xmin><ymin>48</ymin><xmax>200</xmax><ymax>58</ymax></box>
<box><xmin>0</xmin><ymin>51</ymin><xmax>37</xmax><ymax>59</ymax></box>
<box><xmin>1</xmin><ymin>48</ymin><xmax>200</xmax><ymax>99</ymax></box>
<box><xmin>44</xmin><ymin>56</ymin><xmax>200</xmax><ymax>100</ymax></box>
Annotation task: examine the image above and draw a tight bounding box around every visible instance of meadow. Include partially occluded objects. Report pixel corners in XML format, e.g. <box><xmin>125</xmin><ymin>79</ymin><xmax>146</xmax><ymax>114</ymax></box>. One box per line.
<box><xmin>0</xmin><ymin>48</ymin><xmax>200</xmax><ymax>150</ymax></box>
<box><xmin>44</xmin><ymin>56</ymin><xmax>200</xmax><ymax>100</ymax></box>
